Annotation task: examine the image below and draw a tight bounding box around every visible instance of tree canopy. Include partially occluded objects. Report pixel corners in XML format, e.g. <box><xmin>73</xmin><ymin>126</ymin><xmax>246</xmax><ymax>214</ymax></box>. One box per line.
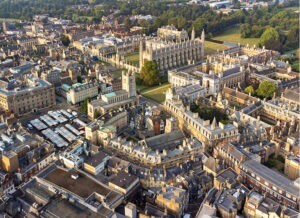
<box><xmin>80</xmin><ymin>98</ymin><xmax>90</xmax><ymax>114</ymax></box>
<box><xmin>259</xmin><ymin>27</ymin><xmax>281</xmax><ymax>51</ymax></box>
<box><xmin>256</xmin><ymin>81</ymin><xmax>277</xmax><ymax>99</ymax></box>
<box><xmin>61</xmin><ymin>35</ymin><xmax>70</xmax><ymax>47</ymax></box>
<box><xmin>244</xmin><ymin>86</ymin><xmax>255</xmax><ymax>95</ymax></box>
<box><xmin>140</xmin><ymin>61</ymin><xmax>160</xmax><ymax>87</ymax></box>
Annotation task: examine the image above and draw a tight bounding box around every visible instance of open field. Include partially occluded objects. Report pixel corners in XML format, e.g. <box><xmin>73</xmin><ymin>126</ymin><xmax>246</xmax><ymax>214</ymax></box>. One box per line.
<box><xmin>141</xmin><ymin>83</ymin><xmax>171</xmax><ymax>103</ymax></box>
<box><xmin>205</xmin><ymin>41</ymin><xmax>229</xmax><ymax>55</ymax></box>
<box><xmin>124</xmin><ymin>52</ymin><xmax>140</xmax><ymax>67</ymax></box>
<box><xmin>213</xmin><ymin>26</ymin><xmax>260</xmax><ymax>47</ymax></box>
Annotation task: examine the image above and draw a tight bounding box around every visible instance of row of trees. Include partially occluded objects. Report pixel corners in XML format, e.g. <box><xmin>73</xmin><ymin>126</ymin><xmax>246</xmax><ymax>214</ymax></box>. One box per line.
<box><xmin>240</xmin><ymin>5</ymin><xmax>299</xmax><ymax>52</ymax></box>
<box><xmin>0</xmin><ymin>0</ymin><xmax>114</xmax><ymax>21</ymax></box>
<box><xmin>1</xmin><ymin>0</ymin><xmax>298</xmax><ymax>52</ymax></box>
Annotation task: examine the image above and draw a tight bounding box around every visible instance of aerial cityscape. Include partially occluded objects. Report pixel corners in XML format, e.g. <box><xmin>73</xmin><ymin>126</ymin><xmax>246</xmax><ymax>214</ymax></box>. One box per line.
<box><xmin>0</xmin><ymin>0</ymin><xmax>299</xmax><ymax>217</ymax></box>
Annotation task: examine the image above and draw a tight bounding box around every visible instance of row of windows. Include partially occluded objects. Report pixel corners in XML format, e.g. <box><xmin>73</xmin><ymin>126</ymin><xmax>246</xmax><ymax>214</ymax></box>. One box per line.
<box><xmin>244</xmin><ymin>170</ymin><xmax>297</xmax><ymax>201</ymax></box>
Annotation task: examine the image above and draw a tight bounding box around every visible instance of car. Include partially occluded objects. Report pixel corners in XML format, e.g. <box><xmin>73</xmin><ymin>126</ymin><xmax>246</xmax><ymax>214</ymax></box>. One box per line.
<box><xmin>27</xmin><ymin>124</ymin><xmax>33</xmax><ymax>130</ymax></box>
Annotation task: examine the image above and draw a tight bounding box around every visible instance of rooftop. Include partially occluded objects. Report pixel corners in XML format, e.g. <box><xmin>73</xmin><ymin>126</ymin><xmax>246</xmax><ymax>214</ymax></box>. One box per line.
<box><xmin>241</xmin><ymin>160</ymin><xmax>300</xmax><ymax>195</ymax></box>
<box><xmin>41</xmin><ymin>198</ymin><xmax>104</xmax><ymax>218</ymax></box>
<box><xmin>144</xmin><ymin>130</ymin><xmax>184</xmax><ymax>151</ymax></box>
<box><xmin>84</xmin><ymin>151</ymin><xmax>110</xmax><ymax>167</ymax></box>
<box><xmin>109</xmin><ymin>171</ymin><xmax>138</xmax><ymax>190</ymax></box>
<box><xmin>216</xmin><ymin>168</ymin><xmax>238</xmax><ymax>184</ymax></box>
<box><xmin>43</xmin><ymin>167</ymin><xmax>111</xmax><ymax>199</ymax></box>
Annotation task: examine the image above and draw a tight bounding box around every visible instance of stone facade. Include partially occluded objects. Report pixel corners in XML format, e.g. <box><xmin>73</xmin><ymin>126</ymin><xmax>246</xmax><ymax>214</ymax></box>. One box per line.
<box><xmin>139</xmin><ymin>27</ymin><xmax>204</xmax><ymax>71</ymax></box>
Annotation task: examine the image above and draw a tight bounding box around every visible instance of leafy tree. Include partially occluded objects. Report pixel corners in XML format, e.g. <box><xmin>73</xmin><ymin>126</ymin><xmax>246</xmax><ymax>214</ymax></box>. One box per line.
<box><xmin>244</xmin><ymin>86</ymin><xmax>255</xmax><ymax>95</ymax></box>
<box><xmin>259</xmin><ymin>27</ymin><xmax>281</xmax><ymax>51</ymax></box>
<box><xmin>94</xmin><ymin>111</ymin><xmax>101</xmax><ymax>119</ymax></box>
<box><xmin>140</xmin><ymin>61</ymin><xmax>160</xmax><ymax>86</ymax></box>
<box><xmin>256</xmin><ymin>81</ymin><xmax>277</xmax><ymax>99</ymax></box>
<box><xmin>190</xmin><ymin>103</ymin><xmax>230</xmax><ymax>124</ymax></box>
<box><xmin>61</xmin><ymin>35</ymin><xmax>70</xmax><ymax>47</ymax></box>
<box><xmin>241</xmin><ymin>24</ymin><xmax>252</xmax><ymax>38</ymax></box>
<box><xmin>284</xmin><ymin>27</ymin><xmax>299</xmax><ymax>50</ymax></box>
<box><xmin>80</xmin><ymin>98</ymin><xmax>90</xmax><ymax>114</ymax></box>
<box><xmin>291</xmin><ymin>61</ymin><xmax>300</xmax><ymax>73</ymax></box>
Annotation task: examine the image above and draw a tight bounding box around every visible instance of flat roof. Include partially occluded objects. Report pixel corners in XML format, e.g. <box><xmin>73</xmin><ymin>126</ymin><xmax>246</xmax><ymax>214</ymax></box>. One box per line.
<box><xmin>104</xmin><ymin>92</ymin><xmax>116</xmax><ymax>98</ymax></box>
<box><xmin>109</xmin><ymin>171</ymin><xmax>138</xmax><ymax>190</ymax></box>
<box><xmin>85</xmin><ymin>151</ymin><xmax>110</xmax><ymax>167</ymax></box>
<box><xmin>42</xmin><ymin>198</ymin><xmax>103</xmax><ymax>218</ymax></box>
<box><xmin>44</xmin><ymin>168</ymin><xmax>111</xmax><ymax>199</ymax></box>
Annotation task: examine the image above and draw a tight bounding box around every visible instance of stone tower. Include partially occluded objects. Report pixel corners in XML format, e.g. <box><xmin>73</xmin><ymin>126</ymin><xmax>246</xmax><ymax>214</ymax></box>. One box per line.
<box><xmin>165</xmin><ymin>117</ymin><xmax>178</xmax><ymax>133</ymax></box>
<box><xmin>191</xmin><ymin>26</ymin><xmax>195</xmax><ymax>41</ymax></box>
<box><xmin>122</xmin><ymin>71</ymin><xmax>136</xmax><ymax>98</ymax></box>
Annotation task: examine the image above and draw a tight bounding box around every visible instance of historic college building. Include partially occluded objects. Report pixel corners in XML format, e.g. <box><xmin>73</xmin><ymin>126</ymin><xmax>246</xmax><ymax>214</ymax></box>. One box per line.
<box><xmin>139</xmin><ymin>26</ymin><xmax>205</xmax><ymax>71</ymax></box>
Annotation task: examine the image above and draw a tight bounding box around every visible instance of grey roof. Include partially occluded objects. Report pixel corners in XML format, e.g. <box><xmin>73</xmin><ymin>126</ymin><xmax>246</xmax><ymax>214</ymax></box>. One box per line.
<box><xmin>85</xmin><ymin>151</ymin><xmax>110</xmax><ymax>167</ymax></box>
<box><xmin>222</xmin><ymin>67</ymin><xmax>240</xmax><ymax>77</ymax></box>
<box><xmin>144</xmin><ymin>130</ymin><xmax>184</xmax><ymax>151</ymax></box>
<box><xmin>241</xmin><ymin>160</ymin><xmax>300</xmax><ymax>195</ymax></box>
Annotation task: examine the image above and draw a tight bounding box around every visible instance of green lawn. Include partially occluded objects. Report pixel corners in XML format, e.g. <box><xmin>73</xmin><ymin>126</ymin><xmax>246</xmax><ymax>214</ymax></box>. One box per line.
<box><xmin>124</xmin><ymin>52</ymin><xmax>140</xmax><ymax>67</ymax></box>
<box><xmin>112</xmin><ymin>69</ymin><xmax>126</xmax><ymax>78</ymax></box>
<box><xmin>205</xmin><ymin>41</ymin><xmax>229</xmax><ymax>55</ymax></box>
<box><xmin>213</xmin><ymin>26</ymin><xmax>260</xmax><ymax>47</ymax></box>
<box><xmin>141</xmin><ymin>83</ymin><xmax>171</xmax><ymax>103</ymax></box>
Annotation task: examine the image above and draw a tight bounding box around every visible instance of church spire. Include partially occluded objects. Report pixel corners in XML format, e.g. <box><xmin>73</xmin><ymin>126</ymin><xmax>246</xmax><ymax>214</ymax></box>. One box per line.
<box><xmin>201</xmin><ymin>29</ymin><xmax>205</xmax><ymax>42</ymax></box>
<box><xmin>191</xmin><ymin>26</ymin><xmax>195</xmax><ymax>41</ymax></box>
<box><xmin>211</xmin><ymin>117</ymin><xmax>217</xmax><ymax>130</ymax></box>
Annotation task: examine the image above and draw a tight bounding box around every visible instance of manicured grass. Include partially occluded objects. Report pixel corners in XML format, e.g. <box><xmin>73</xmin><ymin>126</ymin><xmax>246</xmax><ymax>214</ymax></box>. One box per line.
<box><xmin>141</xmin><ymin>83</ymin><xmax>171</xmax><ymax>103</ymax></box>
<box><xmin>205</xmin><ymin>41</ymin><xmax>229</xmax><ymax>55</ymax></box>
<box><xmin>124</xmin><ymin>52</ymin><xmax>140</xmax><ymax>67</ymax></box>
<box><xmin>137</xmin><ymin>84</ymin><xmax>149</xmax><ymax>93</ymax></box>
<box><xmin>213</xmin><ymin>26</ymin><xmax>260</xmax><ymax>47</ymax></box>
<box><xmin>113</xmin><ymin>69</ymin><xmax>126</xmax><ymax>78</ymax></box>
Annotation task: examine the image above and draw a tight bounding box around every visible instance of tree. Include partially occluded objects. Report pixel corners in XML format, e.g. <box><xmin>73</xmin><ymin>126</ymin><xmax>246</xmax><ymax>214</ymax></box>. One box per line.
<box><xmin>284</xmin><ymin>27</ymin><xmax>299</xmax><ymax>50</ymax></box>
<box><xmin>256</xmin><ymin>81</ymin><xmax>277</xmax><ymax>99</ymax></box>
<box><xmin>259</xmin><ymin>27</ymin><xmax>281</xmax><ymax>51</ymax></box>
<box><xmin>241</xmin><ymin>24</ymin><xmax>252</xmax><ymax>38</ymax></box>
<box><xmin>61</xmin><ymin>35</ymin><xmax>70</xmax><ymax>47</ymax></box>
<box><xmin>140</xmin><ymin>61</ymin><xmax>160</xmax><ymax>86</ymax></box>
<box><xmin>244</xmin><ymin>85</ymin><xmax>255</xmax><ymax>95</ymax></box>
<box><xmin>80</xmin><ymin>98</ymin><xmax>90</xmax><ymax>114</ymax></box>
